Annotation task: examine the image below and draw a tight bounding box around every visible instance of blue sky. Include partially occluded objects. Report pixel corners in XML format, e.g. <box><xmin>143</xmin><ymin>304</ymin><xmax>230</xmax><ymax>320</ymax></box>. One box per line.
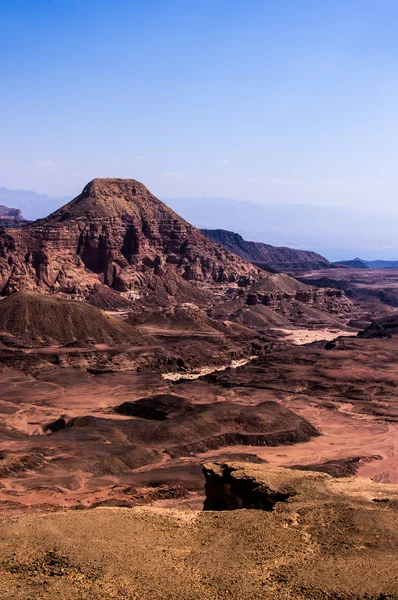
<box><xmin>1</xmin><ymin>0</ymin><xmax>398</xmax><ymax>210</ymax></box>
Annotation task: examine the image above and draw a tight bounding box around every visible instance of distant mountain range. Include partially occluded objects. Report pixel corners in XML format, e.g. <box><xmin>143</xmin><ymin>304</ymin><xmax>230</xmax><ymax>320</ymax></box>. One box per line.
<box><xmin>339</xmin><ymin>258</ymin><xmax>398</xmax><ymax>269</ymax></box>
<box><xmin>0</xmin><ymin>187</ymin><xmax>68</xmax><ymax>220</ymax></box>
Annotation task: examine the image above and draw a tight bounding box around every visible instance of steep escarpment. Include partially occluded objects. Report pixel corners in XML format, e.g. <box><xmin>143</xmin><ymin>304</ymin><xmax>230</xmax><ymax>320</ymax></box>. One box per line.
<box><xmin>0</xmin><ymin>179</ymin><xmax>259</xmax><ymax>302</ymax></box>
<box><xmin>202</xmin><ymin>228</ymin><xmax>331</xmax><ymax>270</ymax></box>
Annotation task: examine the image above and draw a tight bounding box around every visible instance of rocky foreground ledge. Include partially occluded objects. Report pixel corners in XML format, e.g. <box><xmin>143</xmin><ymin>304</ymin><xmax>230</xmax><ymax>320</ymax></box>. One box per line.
<box><xmin>1</xmin><ymin>462</ymin><xmax>398</xmax><ymax>599</ymax></box>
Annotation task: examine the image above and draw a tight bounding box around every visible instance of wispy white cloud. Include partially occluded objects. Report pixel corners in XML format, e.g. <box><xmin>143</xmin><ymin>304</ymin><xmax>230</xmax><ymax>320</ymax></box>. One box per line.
<box><xmin>221</xmin><ymin>160</ymin><xmax>229</xmax><ymax>164</ymax></box>
<box><xmin>135</xmin><ymin>155</ymin><xmax>143</xmax><ymax>160</ymax></box>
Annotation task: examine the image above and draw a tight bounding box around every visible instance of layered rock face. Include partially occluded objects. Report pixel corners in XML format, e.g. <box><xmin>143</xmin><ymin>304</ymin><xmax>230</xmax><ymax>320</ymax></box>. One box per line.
<box><xmin>0</xmin><ymin>179</ymin><xmax>259</xmax><ymax>298</ymax></box>
<box><xmin>246</xmin><ymin>282</ymin><xmax>352</xmax><ymax>315</ymax></box>
<box><xmin>202</xmin><ymin>228</ymin><xmax>331</xmax><ymax>270</ymax></box>
<box><xmin>210</xmin><ymin>272</ymin><xmax>353</xmax><ymax>326</ymax></box>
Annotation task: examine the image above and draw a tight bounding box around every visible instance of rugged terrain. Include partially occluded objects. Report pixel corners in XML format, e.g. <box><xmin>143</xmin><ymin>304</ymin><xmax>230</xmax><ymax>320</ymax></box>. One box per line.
<box><xmin>294</xmin><ymin>267</ymin><xmax>398</xmax><ymax>326</ymax></box>
<box><xmin>1</xmin><ymin>180</ymin><xmax>397</xmax><ymax>599</ymax></box>
<box><xmin>202</xmin><ymin>228</ymin><xmax>331</xmax><ymax>270</ymax></box>
<box><xmin>1</xmin><ymin>462</ymin><xmax>398</xmax><ymax>599</ymax></box>
<box><xmin>3</xmin><ymin>326</ymin><xmax>398</xmax><ymax>514</ymax></box>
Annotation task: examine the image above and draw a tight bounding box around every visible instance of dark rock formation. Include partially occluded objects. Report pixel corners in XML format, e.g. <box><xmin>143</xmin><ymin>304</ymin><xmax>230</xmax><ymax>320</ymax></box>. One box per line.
<box><xmin>203</xmin><ymin>462</ymin><xmax>294</xmax><ymax>510</ymax></box>
<box><xmin>358</xmin><ymin>314</ymin><xmax>398</xmax><ymax>338</ymax></box>
<box><xmin>202</xmin><ymin>228</ymin><xmax>331</xmax><ymax>270</ymax></box>
<box><xmin>55</xmin><ymin>399</ymin><xmax>319</xmax><ymax>463</ymax></box>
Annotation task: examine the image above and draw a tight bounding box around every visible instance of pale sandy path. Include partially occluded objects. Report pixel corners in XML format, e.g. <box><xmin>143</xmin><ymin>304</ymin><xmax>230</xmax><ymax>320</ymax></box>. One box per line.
<box><xmin>278</xmin><ymin>328</ymin><xmax>355</xmax><ymax>345</ymax></box>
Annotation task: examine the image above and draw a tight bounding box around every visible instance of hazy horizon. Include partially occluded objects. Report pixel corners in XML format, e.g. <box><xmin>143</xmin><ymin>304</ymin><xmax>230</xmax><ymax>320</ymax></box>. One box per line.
<box><xmin>2</xmin><ymin>183</ymin><xmax>398</xmax><ymax>262</ymax></box>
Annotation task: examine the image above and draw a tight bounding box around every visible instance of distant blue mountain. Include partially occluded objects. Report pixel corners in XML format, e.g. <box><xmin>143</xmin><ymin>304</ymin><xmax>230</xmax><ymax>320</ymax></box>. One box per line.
<box><xmin>0</xmin><ymin>187</ymin><xmax>68</xmax><ymax>221</ymax></box>
<box><xmin>339</xmin><ymin>258</ymin><xmax>398</xmax><ymax>269</ymax></box>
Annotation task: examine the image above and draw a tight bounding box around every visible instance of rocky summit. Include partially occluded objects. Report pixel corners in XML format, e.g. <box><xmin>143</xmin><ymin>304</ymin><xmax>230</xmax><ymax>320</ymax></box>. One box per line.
<box><xmin>0</xmin><ymin>178</ymin><xmax>259</xmax><ymax>302</ymax></box>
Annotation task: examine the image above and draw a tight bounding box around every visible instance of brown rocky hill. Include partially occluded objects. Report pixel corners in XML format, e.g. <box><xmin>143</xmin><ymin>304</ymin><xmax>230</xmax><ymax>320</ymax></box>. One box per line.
<box><xmin>0</xmin><ymin>291</ymin><xmax>150</xmax><ymax>346</ymax></box>
<box><xmin>0</xmin><ymin>179</ymin><xmax>259</xmax><ymax>302</ymax></box>
<box><xmin>201</xmin><ymin>228</ymin><xmax>331</xmax><ymax>270</ymax></box>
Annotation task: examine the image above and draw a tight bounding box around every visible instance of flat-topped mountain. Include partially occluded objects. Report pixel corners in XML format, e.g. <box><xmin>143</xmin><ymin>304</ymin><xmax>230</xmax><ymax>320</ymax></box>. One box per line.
<box><xmin>0</xmin><ymin>179</ymin><xmax>260</xmax><ymax>302</ymax></box>
<box><xmin>201</xmin><ymin>228</ymin><xmax>331</xmax><ymax>270</ymax></box>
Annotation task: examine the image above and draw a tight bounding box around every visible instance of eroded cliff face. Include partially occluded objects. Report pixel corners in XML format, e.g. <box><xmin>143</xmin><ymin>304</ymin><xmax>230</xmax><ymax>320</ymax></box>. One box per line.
<box><xmin>246</xmin><ymin>286</ymin><xmax>352</xmax><ymax>315</ymax></box>
<box><xmin>0</xmin><ymin>179</ymin><xmax>260</xmax><ymax>299</ymax></box>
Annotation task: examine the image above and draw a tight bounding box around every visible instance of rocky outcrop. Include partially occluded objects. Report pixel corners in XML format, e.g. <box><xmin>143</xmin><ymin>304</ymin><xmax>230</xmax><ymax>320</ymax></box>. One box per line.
<box><xmin>0</xmin><ymin>205</ymin><xmax>27</xmax><ymax>229</ymax></box>
<box><xmin>202</xmin><ymin>228</ymin><xmax>331</xmax><ymax>270</ymax></box>
<box><xmin>247</xmin><ymin>286</ymin><xmax>352</xmax><ymax>316</ymax></box>
<box><xmin>0</xmin><ymin>179</ymin><xmax>260</xmax><ymax>301</ymax></box>
<box><xmin>3</xmin><ymin>469</ymin><xmax>398</xmax><ymax>599</ymax></box>
<box><xmin>358</xmin><ymin>314</ymin><xmax>398</xmax><ymax>338</ymax></box>
<box><xmin>210</xmin><ymin>272</ymin><xmax>353</xmax><ymax>327</ymax></box>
